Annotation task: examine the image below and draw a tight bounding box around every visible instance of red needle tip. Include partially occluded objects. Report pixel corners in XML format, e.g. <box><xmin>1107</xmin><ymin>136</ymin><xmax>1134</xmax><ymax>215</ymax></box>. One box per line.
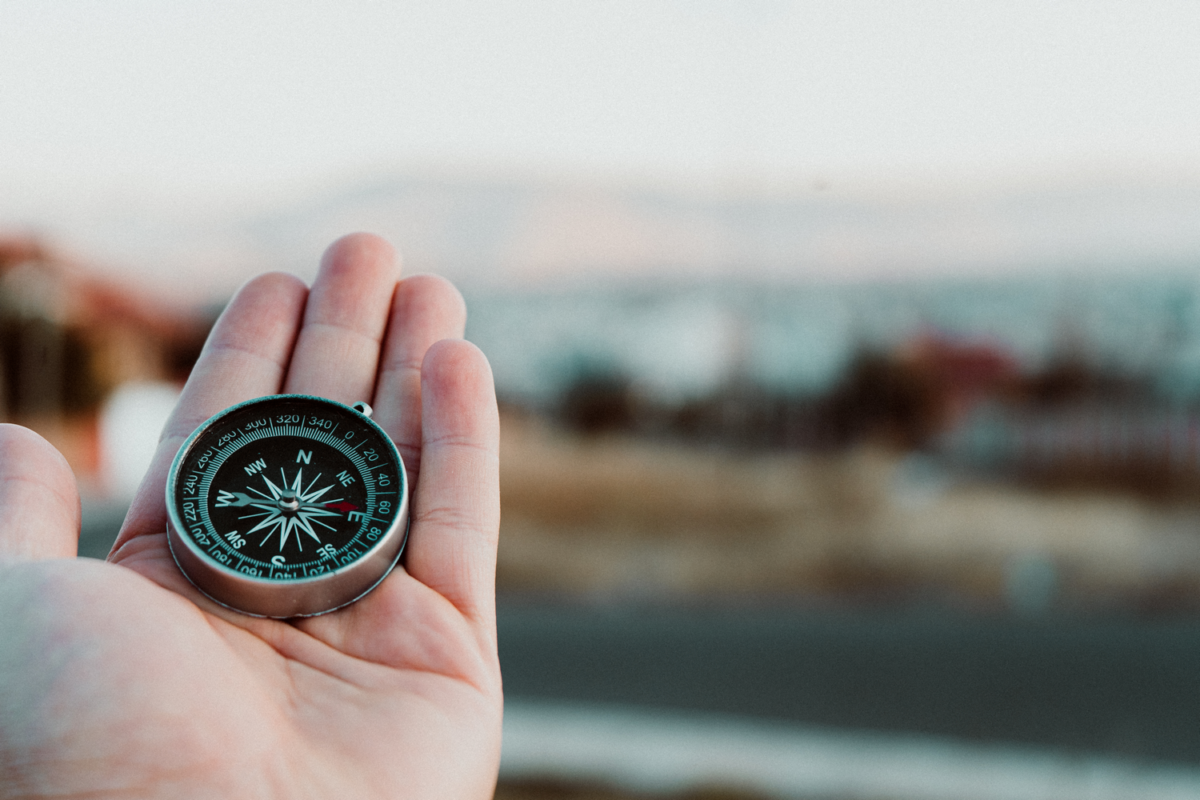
<box><xmin>324</xmin><ymin>501</ymin><xmax>358</xmax><ymax>513</ymax></box>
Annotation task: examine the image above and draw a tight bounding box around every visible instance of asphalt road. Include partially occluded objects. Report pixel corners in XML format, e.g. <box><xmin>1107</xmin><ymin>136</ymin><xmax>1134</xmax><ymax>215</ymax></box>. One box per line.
<box><xmin>497</xmin><ymin>600</ymin><xmax>1200</xmax><ymax>765</ymax></box>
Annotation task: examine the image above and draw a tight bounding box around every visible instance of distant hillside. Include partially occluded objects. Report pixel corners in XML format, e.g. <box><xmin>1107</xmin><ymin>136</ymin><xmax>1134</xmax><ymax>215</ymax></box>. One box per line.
<box><xmin>252</xmin><ymin>171</ymin><xmax>1200</xmax><ymax>285</ymax></box>
<box><xmin>16</xmin><ymin>170</ymin><xmax>1200</xmax><ymax>297</ymax></box>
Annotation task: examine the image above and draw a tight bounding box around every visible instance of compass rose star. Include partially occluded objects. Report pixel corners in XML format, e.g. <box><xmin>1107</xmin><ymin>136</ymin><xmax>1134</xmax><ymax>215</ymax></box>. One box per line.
<box><xmin>236</xmin><ymin>467</ymin><xmax>348</xmax><ymax>552</ymax></box>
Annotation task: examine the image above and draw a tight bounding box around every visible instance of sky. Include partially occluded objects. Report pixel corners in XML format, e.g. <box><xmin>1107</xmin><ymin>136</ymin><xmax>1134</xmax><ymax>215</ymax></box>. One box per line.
<box><xmin>2</xmin><ymin>1</ymin><xmax>1200</xmax><ymax>284</ymax></box>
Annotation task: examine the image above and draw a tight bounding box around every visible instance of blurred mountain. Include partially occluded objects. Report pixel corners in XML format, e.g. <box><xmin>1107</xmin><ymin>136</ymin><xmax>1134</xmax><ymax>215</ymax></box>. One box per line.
<box><xmin>251</xmin><ymin>171</ymin><xmax>1200</xmax><ymax>286</ymax></box>
<box><xmin>12</xmin><ymin>170</ymin><xmax>1200</xmax><ymax>296</ymax></box>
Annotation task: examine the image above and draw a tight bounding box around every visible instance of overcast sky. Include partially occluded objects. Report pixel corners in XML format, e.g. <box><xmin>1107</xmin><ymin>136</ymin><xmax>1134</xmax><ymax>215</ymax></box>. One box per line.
<box><xmin>4</xmin><ymin>0</ymin><xmax>1200</xmax><ymax>213</ymax></box>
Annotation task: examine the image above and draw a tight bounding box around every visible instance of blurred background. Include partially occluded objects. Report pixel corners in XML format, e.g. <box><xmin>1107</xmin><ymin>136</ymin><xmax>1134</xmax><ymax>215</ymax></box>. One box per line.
<box><xmin>5</xmin><ymin>2</ymin><xmax>1200</xmax><ymax>797</ymax></box>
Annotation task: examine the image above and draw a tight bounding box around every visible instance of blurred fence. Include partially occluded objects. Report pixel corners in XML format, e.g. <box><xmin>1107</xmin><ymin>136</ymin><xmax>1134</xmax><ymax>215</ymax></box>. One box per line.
<box><xmin>947</xmin><ymin>405</ymin><xmax>1200</xmax><ymax>497</ymax></box>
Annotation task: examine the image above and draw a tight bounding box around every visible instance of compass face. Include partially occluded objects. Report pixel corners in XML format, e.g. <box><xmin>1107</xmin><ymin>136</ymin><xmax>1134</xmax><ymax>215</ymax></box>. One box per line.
<box><xmin>166</xmin><ymin>394</ymin><xmax>408</xmax><ymax>617</ymax></box>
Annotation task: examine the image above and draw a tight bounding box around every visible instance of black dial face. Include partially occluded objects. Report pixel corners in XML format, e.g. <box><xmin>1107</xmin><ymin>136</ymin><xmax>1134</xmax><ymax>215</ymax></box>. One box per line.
<box><xmin>170</xmin><ymin>396</ymin><xmax>405</xmax><ymax>582</ymax></box>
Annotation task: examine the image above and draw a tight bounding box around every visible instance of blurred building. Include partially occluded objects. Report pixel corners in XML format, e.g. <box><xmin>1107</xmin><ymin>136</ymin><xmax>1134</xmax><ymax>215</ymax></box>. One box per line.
<box><xmin>0</xmin><ymin>234</ymin><xmax>212</xmax><ymax>482</ymax></box>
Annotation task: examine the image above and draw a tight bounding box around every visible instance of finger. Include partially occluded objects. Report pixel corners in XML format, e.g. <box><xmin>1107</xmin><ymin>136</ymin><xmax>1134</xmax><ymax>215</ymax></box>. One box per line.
<box><xmin>110</xmin><ymin>272</ymin><xmax>308</xmax><ymax>556</ymax></box>
<box><xmin>404</xmin><ymin>340</ymin><xmax>500</xmax><ymax>622</ymax></box>
<box><xmin>282</xmin><ymin>233</ymin><xmax>399</xmax><ymax>405</ymax></box>
<box><xmin>372</xmin><ymin>274</ymin><xmax>467</xmax><ymax>488</ymax></box>
<box><xmin>0</xmin><ymin>425</ymin><xmax>80</xmax><ymax>560</ymax></box>
<box><xmin>295</xmin><ymin>340</ymin><xmax>499</xmax><ymax>668</ymax></box>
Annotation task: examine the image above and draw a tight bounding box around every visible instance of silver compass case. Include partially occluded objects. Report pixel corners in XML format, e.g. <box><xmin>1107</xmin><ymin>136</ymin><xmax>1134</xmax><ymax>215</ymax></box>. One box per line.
<box><xmin>165</xmin><ymin>394</ymin><xmax>409</xmax><ymax>618</ymax></box>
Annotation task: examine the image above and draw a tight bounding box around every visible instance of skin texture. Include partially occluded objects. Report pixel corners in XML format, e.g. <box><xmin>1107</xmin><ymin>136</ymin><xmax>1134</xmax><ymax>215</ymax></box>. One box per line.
<box><xmin>0</xmin><ymin>234</ymin><xmax>503</xmax><ymax>799</ymax></box>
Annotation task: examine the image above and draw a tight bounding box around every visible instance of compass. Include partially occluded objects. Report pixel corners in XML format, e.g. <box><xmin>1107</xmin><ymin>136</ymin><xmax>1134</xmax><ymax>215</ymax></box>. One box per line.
<box><xmin>165</xmin><ymin>394</ymin><xmax>409</xmax><ymax>618</ymax></box>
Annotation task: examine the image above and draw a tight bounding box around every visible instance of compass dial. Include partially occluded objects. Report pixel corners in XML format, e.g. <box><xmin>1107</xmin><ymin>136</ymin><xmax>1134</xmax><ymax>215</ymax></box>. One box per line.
<box><xmin>166</xmin><ymin>394</ymin><xmax>408</xmax><ymax>618</ymax></box>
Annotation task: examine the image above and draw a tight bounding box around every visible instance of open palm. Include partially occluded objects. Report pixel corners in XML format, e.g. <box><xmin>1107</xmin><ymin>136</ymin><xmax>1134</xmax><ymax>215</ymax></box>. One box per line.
<box><xmin>0</xmin><ymin>234</ymin><xmax>502</xmax><ymax>799</ymax></box>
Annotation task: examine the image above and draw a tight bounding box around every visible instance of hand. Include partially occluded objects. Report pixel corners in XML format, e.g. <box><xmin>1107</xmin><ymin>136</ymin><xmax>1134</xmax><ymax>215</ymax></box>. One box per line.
<box><xmin>0</xmin><ymin>234</ymin><xmax>502</xmax><ymax>799</ymax></box>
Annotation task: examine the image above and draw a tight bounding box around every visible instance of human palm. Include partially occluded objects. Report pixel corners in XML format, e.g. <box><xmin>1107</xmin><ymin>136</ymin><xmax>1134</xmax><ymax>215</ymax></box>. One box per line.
<box><xmin>0</xmin><ymin>234</ymin><xmax>502</xmax><ymax>799</ymax></box>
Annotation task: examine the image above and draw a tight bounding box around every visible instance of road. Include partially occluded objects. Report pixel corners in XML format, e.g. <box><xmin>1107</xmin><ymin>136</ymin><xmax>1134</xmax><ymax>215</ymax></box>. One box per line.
<box><xmin>498</xmin><ymin>600</ymin><xmax>1200</xmax><ymax>765</ymax></box>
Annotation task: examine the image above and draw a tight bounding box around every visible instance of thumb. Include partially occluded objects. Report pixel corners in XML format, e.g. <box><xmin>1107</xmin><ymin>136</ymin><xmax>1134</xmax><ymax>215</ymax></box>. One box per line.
<box><xmin>0</xmin><ymin>424</ymin><xmax>80</xmax><ymax>560</ymax></box>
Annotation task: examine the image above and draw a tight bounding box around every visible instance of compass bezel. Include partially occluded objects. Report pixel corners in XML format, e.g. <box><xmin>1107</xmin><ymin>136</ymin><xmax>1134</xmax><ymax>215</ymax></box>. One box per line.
<box><xmin>165</xmin><ymin>393</ymin><xmax>409</xmax><ymax>618</ymax></box>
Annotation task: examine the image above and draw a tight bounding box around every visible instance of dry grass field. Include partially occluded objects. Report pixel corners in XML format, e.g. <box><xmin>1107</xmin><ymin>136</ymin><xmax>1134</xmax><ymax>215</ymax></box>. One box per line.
<box><xmin>497</xmin><ymin>412</ymin><xmax>1200</xmax><ymax>609</ymax></box>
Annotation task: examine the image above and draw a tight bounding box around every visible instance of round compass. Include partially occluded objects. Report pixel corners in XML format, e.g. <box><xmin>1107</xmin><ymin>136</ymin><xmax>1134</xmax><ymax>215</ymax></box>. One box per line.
<box><xmin>165</xmin><ymin>394</ymin><xmax>409</xmax><ymax>618</ymax></box>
